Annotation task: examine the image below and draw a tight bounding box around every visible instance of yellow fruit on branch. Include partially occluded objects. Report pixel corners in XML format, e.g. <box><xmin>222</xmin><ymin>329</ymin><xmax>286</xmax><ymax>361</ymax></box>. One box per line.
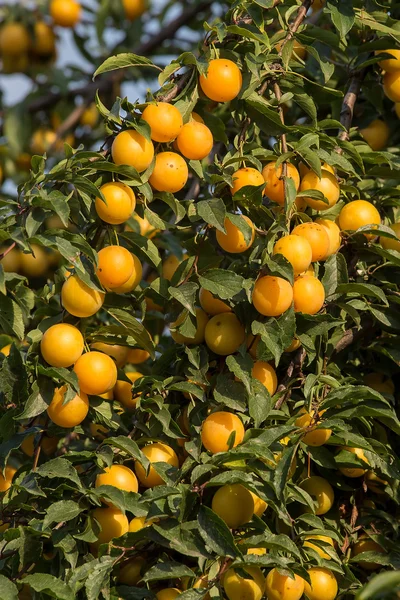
<box><xmin>262</xmin><ymin>161</ymin><xmax>300</xmax><ymax>206</ymax></box>
<box><xmin>338</xmin><ymin>200</ymin><xmax>381</xmax><ymax>239</ymax></box>
<box><xmin>303</xmin><ymin>567</ymin><xmax>338</xmax><ymax>600</ymax></box>
<box><xmin>96</xmin><ymin>246</ymin><xmax>135</xmax><ymax>290</ymax></box>
<box><xmin>273</xmin><ymin>234</ymin><xmax>313</xmax><ymax>276</ymax></box>
<box><xmin>112</xmin><ymin>130</ymin><xmax>154</xmax><ymax>172</ymax></box>
<box><xmin>142</xmin><ymin>102</ymin><xmax>183</xmax><ymax>143</ymax></box>
<box><xmin>73</xmin><ymin>351</ymin><xmax>117</xmax><ymax>396</ymax></box>
<box><xmin>292</xmin><ymin>223</ymin><xmax>330</xmax><ymax>262</ymax></box>
<box><xmin>91</xmin><ymin>507</ymin><xmax>129</xmax><ymax>552</ymax></box>
<box><xmin>47</xmin><ymin>385</ymin><xmax>89</xmax><ymax>428</ymax></box>
<box><xmin>204</xmin><ymin>312</ymin><xmax>245</xmax><ymax>355</ymax></box>
<box><xmin>352</xmin><ymin>536</ymin><xmax>386</xmax><ymax>570</ymax></box>
<box><xmin>252</xmin><ymin>360</ymin><xmax>278</xmax><ymax>395</ymax></box>
<box><xmin>224</xmin><ymin>566</ymin><xmax>264</xmax><ymax>600</ymax></box>
<box><xmin>95</xmin><ymin>182</ymin><xmax>136</xmax><ymax>225</ymax></box>
<box><xmin>95</xmin><ymin>464</ymin><xmax>139</xmax><ymax>497</ymax></box>
<box><xmin>359</xmin><ymin>119</ymin><xmax>390</xmax><ymax>151</ymax></box>
<box><xmin>231</xmin><ymin>167</ymin><xmax>265</xmax><ymax>196</ymax></box>
<box><xmin>0</xmin><ymin>22</ymin><xmax>30</xmax><ymax>57</ymax></box>
<box><xmin>134</xmin><ymin>442</ymin><xmax>179</xmax><ymax>488</ymax></box>
<box><xmin>295</xmin><ymin>409</ymin><xmax>331</xmax><ymax>446</ymax></box>
<box><xmin>300</xmin><ymin>476</ymin><xmax>334</xmax><ymax>515</ymax></box>
<box><xmin>149</xmin><ymin>152</ymin><xmax>188</xmax><ymax>193</ymax></box>
<box><xmin>50</xmin><ymin>0</ymin><xmax>82</xmax><ymax>28</ymax></box>
<box><xmin>300</xmin><ymin>169</ymin><xmax>340</xmax><ymax>211</ymax></box>
<box><xmin>118</xmin><ymin>556</ymin><xmax>145</xmax><ymax>585</ymax></box>
<box><xmin>199</xmin><ymin>59</ymin><xmax>242</xmax><ymax>102</ymax></box>
<box><xmin>265</xmin><ymin>568</ymin><xmax>304</xmax><ymax>600</ymax></box>
<box><xmin>61</xmin><ymin>274</ymin><xmax>105</xmax><ymax>317</ymax></box>
<box><xmin>0</xmin><ymin>465</ymin><xmax>17</xmax><ymax>492</ymax></box>
<box><xmin>252</xmin><ymin>275</ymin><xmax>293</xmax><ymax>317</ymax></box>
<box><xmin>211</xmin><ymin>483</ymin><xmax>254</xmax><ymax>528</ymax></box>
<box><xmin>114</xmin><ymin>371</ymin><xmax>143</xmax><ymax>410</ymax></box>
<box><xmin>201</xmin><ymin>411</ymin><xmax>244</xmax><ymax>454</ymax></box>
<box><xmin>40</xmin><ymin>323</ymin><xmax>84</xmax><ymax>368</ymax></box>
<box><xmin>216</xmin><ymin>215</ymin><xmax>255</xmax><ymax>253</ymax></box>
<box><xmin>338</xmin><ymin>446</ymin><xmax>369</xmax><ymax>478</ymax></box>
<box><xmin>293</xmin><ymin>275</ymin><xmax>325</xmax><ymax>315</ymax></box>
<box><xmin>380</xmin><ymin>222</ymin><xmax>400</xmax><ymax>252</ymax></box>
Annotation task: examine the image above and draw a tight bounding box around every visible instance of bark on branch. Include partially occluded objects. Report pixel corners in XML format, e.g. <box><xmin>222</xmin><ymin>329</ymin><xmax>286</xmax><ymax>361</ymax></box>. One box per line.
<box><xmin>338</xmin><ymin>69</ymin><xmax>366</xmax><ymax>143</ymax></box>
<box><xmin>279</xmin><ymin>0</ymin><xmax>313</xmax><ymax>54</ymax></box>
<box><xmin>333</xmin><ymin>317</ymin><xmax>374</xmax><ymax>355</ymax></box>
<box><xmin>274</xmin><ymin>347</ymin><xmax>306</xmax><ymax>410</ymax></box>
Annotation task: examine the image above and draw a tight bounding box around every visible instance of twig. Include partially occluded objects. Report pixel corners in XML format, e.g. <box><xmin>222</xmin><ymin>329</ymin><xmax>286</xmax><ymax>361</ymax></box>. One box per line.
<box><xmin>48</xmin><ymin>103</ymin><xmax>89</xmax><ymax>153</ymax></box>
<box><xmin>0</xmin><ymin>242</ymin><xmax>16</xmax><ymax>261</ymax></box>
<box><xmin>32</xmin><ymin>417</ymin><xmax>49</xmax><ymax>471</ymax></box>
<box><xmin>156</xmin><ymin>69</ymin><xmax>193</xmax><ymax>103</ymax></box>
<box><xmin>273</xmin><ymin>81</ymin><xmax>288</xmax><ymax>155</ymax></box>
<box><xmin>279</xmin><ymin>0</ymin><xmax>313</xmax><ymax>54</ymax></box>
<box><xmin>28</xmin><ymin>1</ymin><xmax>213</xmax><ymax>113</ymax></box>
<box><xmin>337</xmin><ymin>69</ymin><xmax>366</xmax><ymax>144</ymax></box>
<box><xmin>333</xmin><ymin>318</ymin><xmax>374</xmax><ymax>354</ymax></box>
<box><xmin>274</xmin><ymin>347</ymin><xmax>306</xmax><ymax>410</ymax></box>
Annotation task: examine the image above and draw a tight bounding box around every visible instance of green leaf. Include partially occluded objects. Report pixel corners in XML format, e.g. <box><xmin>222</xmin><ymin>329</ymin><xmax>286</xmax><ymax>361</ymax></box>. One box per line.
<box><xmin>198</xmin><ymin>269</ymin><xmax>244</xmax><ymax>300</ymax></box>
<box><xmin>85</xmin><ymin>556</ymin><xmax>115</xmax><ymax>600</ymax></box>
<box><xmin>93</xmin><ymin>53</ymin><xmax>160</xmax><ymax>78</ymax></box>
<box><xmin>142</xmin><ymin>561</ymin><xmax>195</xmax><ymax>582</ymax></box>
<box><xmin>37</xmin><ymin>457</ymin><xmax>83</xmax><ymax>488</ymax></box>
<box><xmin>197</xmin><ymin>506</ymin><xmax>239</xmax><ymax>558</ymax></box>
<box><xmin>20</xmin><ymin>574</ymin><xmax>74</xmax><ymax>600</ymax></box>
<box><xmin>106</xmin><ymin>308</ymin><xmax>154</xmax><ymax>358</ymax></box>
<box><xmin>169</xmin><ymin>283</ymin><xmax>198</xmax><ymax>315</ymax></box>
<box><xmin>327</xmin><ymin>0</ymin><xmax>355</xmax><ymax>40</ymax></box>
<box><xmin>102</xmin><ymin>437</ymin><xmax>150</xmax><ymax>469</ymax></box>
<box><xmin>196</xmin><ymin>198</ymin><xmax>226</xmax><ymax>232</ymax></box>
<box><xmin>0</xmin><ymin>574</ymin><xmax>18</xmax><ymax>600</ymax></box>
<box><xmin>336</xmin><ymin>283</ymin><xmax>388</xmax><ymax>306</ymax></box>
<box><xmin>322</xmin><ymin>253</ymin><xmax>348</xmax><ymax>296</ymax></box>
<box><xmin>355</xmin><ymin>570</ymin><xmax>400</xmax><ymax>600</ymax></box>
<box><xmin>43</xmin><ymin>500</ymin><xmax>83</xmax><ymax>529</ymax></box>
<box><xmin>0</xmin><ymin>294</ymin><xmax>25</xmax><ymax>339</ymax></box>
<box><xmin>245</xmin><ymin>93</ymin><xmax>289</xmax><ymax>136</ymax></box>
<box><xmin>121</xmin><ymin>231</ymin><xmax>161</xmax><ymax>268</ymax></box>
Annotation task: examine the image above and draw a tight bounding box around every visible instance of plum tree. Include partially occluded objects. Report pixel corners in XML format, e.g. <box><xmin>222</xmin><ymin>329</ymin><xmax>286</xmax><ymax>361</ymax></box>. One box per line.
<box><xmin>0</xmin><ymin>0</ymin><xmax>399</xmax><ymax>598</ymax></box>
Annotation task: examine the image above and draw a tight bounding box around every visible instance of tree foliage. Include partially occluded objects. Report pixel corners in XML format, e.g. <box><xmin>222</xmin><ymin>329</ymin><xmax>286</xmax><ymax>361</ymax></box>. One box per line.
<box><xmin>0</xmin><ymin>0</ymin><xmax>400</xmax><ymax>599</ymax></box>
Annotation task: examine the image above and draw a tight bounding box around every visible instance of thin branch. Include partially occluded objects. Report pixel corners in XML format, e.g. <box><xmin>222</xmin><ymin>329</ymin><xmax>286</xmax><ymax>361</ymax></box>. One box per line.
<box><xmin>337</xmin><ymin>69</ymin><xmax>366</xmax><ymax>143</ymax></box>
<box><xmin>279</xmin><ymin>0</ymin><xmax>313</xmax><ymax>54</ymax></box>
<box><xmin>274</xmin><ymin>347</ymin><xmax>306</xmax><ymax>410</ymax></box>
<box><xmin>333</xmin><ymin>317</ymin><xmax>374</xmax><ymax>354</ymax></box>
<box><xmin>48</xmin><ymin>103</ymin><xmax>89</xmax><ymax>153</ymax></box>
<box><xmin>32</xmin><ymin>417</ymin><xmax>49</xmax><ymax>472</ymax></box>
<box><xmin>28</xmin><ymin>0</ymin><xmax>212</xmax><ymax>113</ymax></box>
<box><xmin>0</xmin><ymin>242</ymin><xmax>16</xmax><ymax>261</ymax></box>
<box><xmin>156</xmin><ymin>69</ymin><xmax>193</xmax><ymax>103</ymax></box>
<box><xmin>273</xmin><ymin>81</ymin><xmax>288</xmax><ymax>154</ymax></box>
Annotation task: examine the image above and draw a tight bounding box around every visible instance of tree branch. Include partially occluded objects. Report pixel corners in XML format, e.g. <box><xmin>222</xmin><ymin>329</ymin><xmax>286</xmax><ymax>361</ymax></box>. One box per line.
<box><xmin>28</xmin><ymin>0</ymin><xmax>213</xmax><ymax>114</ymax></box>
<box><xmin>156</xmin><ymin>69</ymin><xmax>193</xmax><ymax>103</ymax></box>
<box><xmin>273</xmin><ymin>81</ymin><xmax>288</xmax><ymax>154</ymax></box>
<box><xmin>279</xmin><ymin>0</ymin><xmax>313</xmax><ymax>54</ymax></box>
<box><xmin>48</xmin><ymin>103</ymin><xmax>89</xmax><ymax>153</ymax></box>
<box><xmin>333</xmin><ymin>317</ymin><xmax>374</xmax><ymax>354</ymax></box>
<box><xmin>337</xmin><ymin>69</ymin><xmax>366</xmax><ymax>143</ymax></box>
<box><xmin>0</xmin><ymin>242</ymin><xmax>16</xmax><ymax>261</ymax></box>
<box><xmin>274</xmin><ymin>347</ymin><xmax>306</xmax><ymax>410</ymax></box>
